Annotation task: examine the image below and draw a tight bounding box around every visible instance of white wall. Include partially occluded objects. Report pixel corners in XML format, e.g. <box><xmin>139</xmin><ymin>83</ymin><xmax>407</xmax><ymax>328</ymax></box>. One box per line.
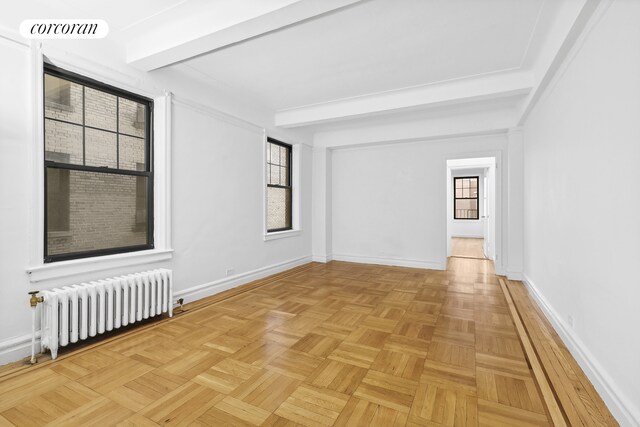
<box><xmin>522</xmin><ymin>1</ymin><xmax>640</xmax><ymax>424</ymax></box>
<box><xmin>311</xmin><ymin>147</ymin><xmax>332</xmax><ymax>262</ymax></box>
<box><xmin>449</xmin><ymin>168</ymin><xmax>484</xmax><ymax>238</ymax></box>
<box><xmin>171</xmin><ymin>103</ymin><xmax>312</xmax><ymax>303</ymax></box>
<box><xmin>0</xmin><ymin>31</ymin><xmax>312</xmax><ymax>364</ymax></box>
<box><xmin>0</xmin><ymin>35</ymin><xmax>34</xmax><ymax>365</ymax></box>
<box><xmin>330</xmin><ymin>134</ymin><xmax>507</xmax><ymax>270</ymax></box>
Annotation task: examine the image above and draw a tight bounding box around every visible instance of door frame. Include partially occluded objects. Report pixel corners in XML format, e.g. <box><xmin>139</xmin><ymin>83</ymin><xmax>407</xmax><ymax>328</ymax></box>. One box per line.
<box><xmin>444</xmin><ymin>151</ymin><xmax>504</xmax><ymax>275</ymax></box>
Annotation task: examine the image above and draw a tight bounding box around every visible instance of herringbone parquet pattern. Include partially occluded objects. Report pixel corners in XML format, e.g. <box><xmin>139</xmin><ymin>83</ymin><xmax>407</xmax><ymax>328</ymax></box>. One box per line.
<box><xmin>1</xmin><ymin>259</ymin><xmax>552</xmax><ymax>426</ymax></box>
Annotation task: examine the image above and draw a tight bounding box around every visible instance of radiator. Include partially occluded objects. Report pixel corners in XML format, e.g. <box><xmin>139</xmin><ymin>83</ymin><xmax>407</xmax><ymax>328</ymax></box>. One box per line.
<box><xmin>40</xmin><ymin>268</ymin><xmax>173</xmax><ymax>359</ymax></box>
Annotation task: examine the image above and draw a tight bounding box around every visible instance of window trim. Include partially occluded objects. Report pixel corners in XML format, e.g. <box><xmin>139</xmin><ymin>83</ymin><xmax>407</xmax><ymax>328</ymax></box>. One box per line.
<box><xmin>43</xmin><ymin>63</ymin><xmax>155</xmax><ymax>263</ymax></box>
<box><xmin>453</xmin><ymin>176</ymin><xmax>480</xmax><ymax>220</ymax></box>
<box><xmin>266</xmin><ymin>137</ymin><xmax>293</xmax><ymax>233</ymax></box>
<box><xmin>27</xmin><ymin>248</ymin><xmax>174</xmax><ymax>285</ymax></box>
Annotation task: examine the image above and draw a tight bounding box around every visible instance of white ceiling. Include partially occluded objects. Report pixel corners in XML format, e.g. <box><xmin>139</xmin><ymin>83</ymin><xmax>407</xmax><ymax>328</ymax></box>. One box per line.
<box><xmin>5</xmin><ymin>0</ymin><xmax>587</xmax><ymax>133</ymax></box>
<box><xmin>1</xmin><ymin>0</ymin><xmax>186</xmax><ymax>33</ymax></box>
<box><xmin>60</xmin><ymin>0</ymin><xmax>187</xmax><ymax>32</ymax></box>
<box><xmin>180</xmin><ymin>0</ymin><xmax>544</xmax><ymax>110</ymax></box>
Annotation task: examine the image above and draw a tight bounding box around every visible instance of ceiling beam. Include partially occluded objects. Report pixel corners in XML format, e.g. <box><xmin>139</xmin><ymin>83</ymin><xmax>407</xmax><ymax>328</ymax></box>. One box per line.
<box><xmin>126</xmin><ymin>0</ymin><xmax>363</xmax><ymax>71</ymax></box>
<box><xmin>276</xmin><ymin>71</ymin><xmax>533</xmax><ymax>128</ymax></box>
<box><xmin>516</xmin><ymin>0</ymin><xmax>607</xmax><ymax>125</ymax></box>
<box><xmin>312</xmin><ymin>107</ymin><xmax>513</xmax><ymax>149</ymax></box>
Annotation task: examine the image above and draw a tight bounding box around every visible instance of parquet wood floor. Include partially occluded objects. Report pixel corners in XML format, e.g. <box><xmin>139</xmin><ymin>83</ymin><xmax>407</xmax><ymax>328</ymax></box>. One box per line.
<box><xmin>0</xmin><ymin>259</ymin><xmax>614</xmax><ymax>426</ymax></box>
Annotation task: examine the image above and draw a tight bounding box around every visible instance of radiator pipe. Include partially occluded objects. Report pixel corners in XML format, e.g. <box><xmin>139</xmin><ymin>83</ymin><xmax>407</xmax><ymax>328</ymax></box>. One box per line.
<box><xmin>28</xmin><ymin>291</ymin><xmax>43</xmax><ymax>365</ymax></box>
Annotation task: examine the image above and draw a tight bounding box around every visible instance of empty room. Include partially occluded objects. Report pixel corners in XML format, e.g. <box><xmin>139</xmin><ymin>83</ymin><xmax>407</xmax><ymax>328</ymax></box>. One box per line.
<box><xmin>0</xmin><ymin>0</ymin><xmax>638</xmax><ymax>426</ymax></box>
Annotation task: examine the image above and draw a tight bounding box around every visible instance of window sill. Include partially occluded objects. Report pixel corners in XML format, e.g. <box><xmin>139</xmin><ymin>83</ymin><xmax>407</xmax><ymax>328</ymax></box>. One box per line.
<box><xmin>26</xmin><ymin>248</ymin><xmax>173</xmax><ymax>286</ymax></box>
<box><xmin>264</xmin><ymin>229</ymin><xmax>301</xmax><ymax>241</ymax></box>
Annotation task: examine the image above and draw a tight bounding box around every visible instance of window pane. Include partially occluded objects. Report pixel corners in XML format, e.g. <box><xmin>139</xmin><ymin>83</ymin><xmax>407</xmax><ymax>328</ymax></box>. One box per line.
<box><xmin>45</xmin><ymin>119</ymin><xmax>83</xmax><ymax>165</ymax></box>
<box><xmin>47</xmin><ymin>168</ymin><xmax>70</xmax><ymax>232</ymax></box>
<box><xmin>463</xmin><ymin>188</ymin><xmax>469</xmax><ymax>198</ymax></box>
<box><xmin>270</xmin><ymin>165</ymin><xmax>280</xmax><ymax>185</ymax></box>
<box><xmin>119</xmin><ymin>98</ymin><xmax>146</xmax><ymax>138</ymax></box>
<box><xmin>46</xmin><ymin>168</ymin><xmax>148</xmax><ymax>256</ymax></box>
<box><xmin>454</xmin><ymin>199</ymin><xmax>478</xmax><ymax>219</ymax></box>
<box><xmin>280</xmin><ymin>146</ymin><xmax>289</xmax><ymax>167</ymax></box>
<box><xmin>267</xmin><ymin>187</ymin><xmax>292</xmax><ymax>230</ymax></box>
<box><xmin>470</xmin><ymin>178</ymin><xmax>478</xmax><ymax>189</ymax></box>
<box><xmin>280</xmin><ymin>166</ymin><xmax>289</xmax><ymax>186</ymax></box>
<box><xmin>270</xmin><ymin>143</ymin><xmax>280</xmax><ymax>164</ymax></box>
<box><xmin>44</xmin><ymin>74</ymin><xmax>82</xmax><ymax>124</ymax></box>
<box><xmin>455</xmin><ymin>200</ymin><xmax>465</xmax><ymax>217</ymax></box>
<box><xmin>85</xmin><ymin>128</ymin><xmax>117</xmax><ymax>168</ymax></box>
<box><xmin>119</xmin><ymin>135</ymin><xmax>146</xmax><ymax>171</ymax></box>
<box><xmin>85</xmin><ymin>87</ymin><xmax>117</xmax><ymax>131</ymax></box>
<box><xmin>455</xmin><ymin>188</ymin><xmax>462</xmax><ymax>198</ymax></box>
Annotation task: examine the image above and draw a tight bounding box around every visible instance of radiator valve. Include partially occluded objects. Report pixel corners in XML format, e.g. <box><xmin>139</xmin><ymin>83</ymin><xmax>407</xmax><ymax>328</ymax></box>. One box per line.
<box><xmin>28</xmin><ymin>291</ymin><xmax>44</xmax><ymax>307</ymax></box>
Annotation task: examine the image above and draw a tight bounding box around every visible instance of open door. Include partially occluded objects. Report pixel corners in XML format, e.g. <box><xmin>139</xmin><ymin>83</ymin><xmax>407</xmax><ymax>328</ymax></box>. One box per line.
<box><xmin>483</xmin><ymin>163</ymin><xmax>496</xmax><ymax>260</ymax></box>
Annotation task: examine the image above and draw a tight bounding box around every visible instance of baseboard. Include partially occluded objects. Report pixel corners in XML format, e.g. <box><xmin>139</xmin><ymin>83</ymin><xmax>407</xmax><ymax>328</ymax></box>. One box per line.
<box><xmin>0</xmin><ymin>332</ymin><xmax>40</xmax><ymax>366</ymax></box>
<box><xmin>312</xmin><ymin>254</ymin><xmax>333</xmax><ymax>263</ymax></box>
<box><xmin>522</xmin><ymin>275</ymin><xmax>639</xmax><ymax>427</ymax></box>
<box><xmin>174</xmin><ymin>255</ymin><xmax>313</xmax><ymax>304</ymax></box>
<box><xmin>332</xmin><ymin>254</ymin><xmax>445</xmax><ymax>270</ymax></box>
<box><xmin>451</xmin><ymin>234</ymin><xmax>484</xmax><ymax>239</ymax></box>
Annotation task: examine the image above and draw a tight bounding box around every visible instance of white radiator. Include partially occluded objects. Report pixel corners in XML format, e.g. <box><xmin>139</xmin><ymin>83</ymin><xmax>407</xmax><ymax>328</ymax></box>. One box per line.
<box><xmin>40</xmin><ymin>268</ymin><xmax>173</xmax><ymax>359</ymax></box>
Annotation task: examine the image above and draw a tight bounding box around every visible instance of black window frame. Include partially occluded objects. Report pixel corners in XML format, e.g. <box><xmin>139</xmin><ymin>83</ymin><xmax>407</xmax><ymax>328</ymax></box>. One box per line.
<box><xmin>43</xmin><ymin>63</ymin><xmax>154</xmax><ymax>263</ymax></box>
<box><xmin>453</xmin><ymin>176</ymin><xmax>479</xmax><ymax>220</ymax></box>
<box><xmin>266</xmin><ymin>137</ymin><xmax>293</xmax><ymax>233</ymax></box>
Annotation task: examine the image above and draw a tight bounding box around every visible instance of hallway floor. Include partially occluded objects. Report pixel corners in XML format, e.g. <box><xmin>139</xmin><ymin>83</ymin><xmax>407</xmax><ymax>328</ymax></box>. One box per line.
<box><xmin>0</xmin><ymin>259</ymin><xmax>616</xmax><ymax>426</ymax></box>
<box><xmin>451</xmin><ymin>237</ymin><xmax>487</xmax><ymax>260</ymax></box>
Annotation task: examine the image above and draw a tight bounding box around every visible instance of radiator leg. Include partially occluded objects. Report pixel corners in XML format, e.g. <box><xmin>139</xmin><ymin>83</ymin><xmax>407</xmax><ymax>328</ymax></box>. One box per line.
<box><xmin>28</xmin><ymin>291</ymin><xmax>44</xmax><ymax>365</ymax></box>
<box><xmin>30</xmin><ymin>306</ymin><xmax>37</xmax><ymax>365</ymax></box>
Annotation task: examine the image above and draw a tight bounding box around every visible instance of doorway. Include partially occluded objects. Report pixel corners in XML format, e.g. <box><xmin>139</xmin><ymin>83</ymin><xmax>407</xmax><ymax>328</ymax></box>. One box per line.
<box><xmin>446</xmin><ymin>157</ymin><xmax>496</xmax><ymax>261</ymax></box>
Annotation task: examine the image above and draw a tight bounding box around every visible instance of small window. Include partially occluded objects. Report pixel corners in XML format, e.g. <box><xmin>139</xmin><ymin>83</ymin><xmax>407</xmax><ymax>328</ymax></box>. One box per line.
<box><xmin>454</xmin><ymin>176</ymin><xmax>479</xmax><ymax>220</ymax></box>
<box><xmin>266</xmin><ymin>138</ymin><xmax>292</xmax><ymax>232</ymax></box>
<box><xmin>44</xmin><ymin>64</ymin><xmax>153</xmax><ymax>262</ymax></box>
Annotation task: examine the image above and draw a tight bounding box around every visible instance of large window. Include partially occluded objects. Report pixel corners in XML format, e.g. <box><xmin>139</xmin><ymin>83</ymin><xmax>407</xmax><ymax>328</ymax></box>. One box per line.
<box><xmin>44</xmin><ymin>64</ymin><xmax>153</xmax><ymax>262</ymax></box>
<box><xmin>266</xmin><ymin>138</ymin><xmax>292</xmax><ymax>232</ymax></box>
<box><xmin>454</xmin><ymin>176</ymin><xmax>479</xmax><ymax>220</ymax></box>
